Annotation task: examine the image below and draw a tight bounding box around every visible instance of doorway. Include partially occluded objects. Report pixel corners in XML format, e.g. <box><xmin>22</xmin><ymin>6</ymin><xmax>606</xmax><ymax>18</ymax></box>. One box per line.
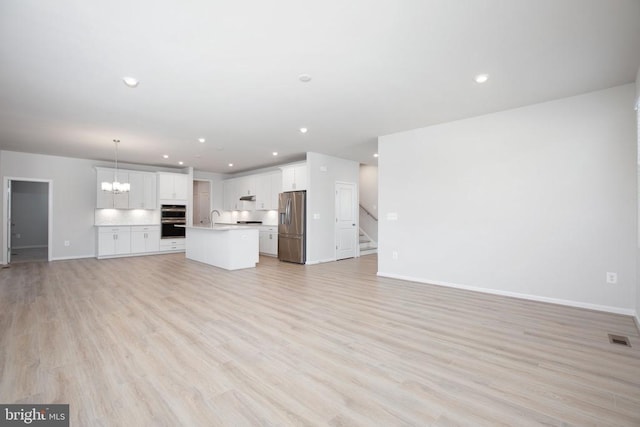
<box><xmin>193</xmin><ymin>180</ymin><xmax>211</xmax><ymax>226</ymax></box>
<box><xmin>335</xmin><ymin>181</ymin><xmax>357</xmax><ymax>260</ymax></box>
<box><xmin>6</xmin><ymin>179</ymin><xmax>52</xmax><ymax>264</ymax></box>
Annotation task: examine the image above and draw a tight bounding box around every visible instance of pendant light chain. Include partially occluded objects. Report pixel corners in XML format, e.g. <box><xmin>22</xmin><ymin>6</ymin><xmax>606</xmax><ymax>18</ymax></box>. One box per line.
<box><xmin>114</xmin><ymin>139</ymin><xmax>120</xmax><ymax>184</ymax></box>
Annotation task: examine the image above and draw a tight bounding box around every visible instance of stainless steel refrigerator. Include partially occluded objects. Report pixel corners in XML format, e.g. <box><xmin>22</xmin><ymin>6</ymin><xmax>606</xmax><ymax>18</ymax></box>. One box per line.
<box><xmin>278</xmin><ymin>190</ymin><xmax>306</xmax><ymax>264</ymax></box>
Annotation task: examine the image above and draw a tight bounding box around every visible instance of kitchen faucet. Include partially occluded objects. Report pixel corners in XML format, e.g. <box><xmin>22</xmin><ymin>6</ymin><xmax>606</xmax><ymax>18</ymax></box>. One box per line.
<box><xmin>209</xmin><ymin>209</ymin><xmax>221</xmax><ymax>227</ymax></box>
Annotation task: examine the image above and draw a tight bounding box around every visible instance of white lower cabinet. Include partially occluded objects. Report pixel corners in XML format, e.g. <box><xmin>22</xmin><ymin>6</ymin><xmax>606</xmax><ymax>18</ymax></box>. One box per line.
<box><xmin>97</xmin><ymin>225</ymin><xmax>162</xmax><ymax>258</ymax></box>
<box><xmin>131</xmin><ymin>226</ymin><xmax>160</xmax><ymax>254</ymax></box>
<box><xmin>97</xmin><ymin>227</ymin><xmax>131</xmax><ymax>257</ymax></box>
<box><xmin>159</xmin><ymin>238</ymin><xmax>186</xmax><ymax>252</ymax></box>
<box><xmin>259</xmin><ymin>226</ymin><xmax>278</xmax><ymax>256</ymax></box>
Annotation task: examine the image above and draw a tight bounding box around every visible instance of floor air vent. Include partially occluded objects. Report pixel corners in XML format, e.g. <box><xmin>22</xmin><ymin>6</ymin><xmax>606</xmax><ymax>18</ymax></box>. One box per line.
<box><xmin>608</xmin><ymin>334</ymin><xmax>631</xmax><ymax>347</ymax></box>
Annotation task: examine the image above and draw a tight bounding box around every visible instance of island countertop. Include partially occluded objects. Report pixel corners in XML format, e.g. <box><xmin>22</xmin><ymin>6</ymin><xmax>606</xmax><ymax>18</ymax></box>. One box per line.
<box><xmin>179</xmin><ymin>224</ymin><xmax>260</xmax><ymax>231</ymax></box>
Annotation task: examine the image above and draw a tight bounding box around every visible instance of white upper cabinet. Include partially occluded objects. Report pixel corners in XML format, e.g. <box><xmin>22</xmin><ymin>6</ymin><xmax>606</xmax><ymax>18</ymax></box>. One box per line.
<box><xmin>158</xmin><ymin>172</ymin><xmax>188</xmax><ymax>202</ymax></box>
<box><xmin>281</xmin><ymin>163</ymin><xmax>307</xmax><ymax>191</ymax></box>
<box><xmin>270</xmin><ymin>171</ymin><xmax>282</xmax><ymax>207</ymax></box>
<box><xmin>223</xmin><ymin>179</ymin><xmax>237</xmax><ymax>211</ymax></box>
<box><xmin>97</xmin><ymin>168</ymin><xmax>160</xmax><ymax>209</ymax></box>
<box><xmin>96</xmin><ymin>168</ymin><xmax>129</xmax><ymax>209</ymax></box>
<box><xmin>128</xmin><ymin>171</ymin><xmax>157</xmax><ymax>209</ymax></box>
<box><xmin>255</xmin><ymin>174</ymin><xmax>270</xmax><ymax>210</ymax></box>
<box><xmin>222</xmin><ymin>165</ymin><xmax>304</xmax><ymax>212</ymax></box>
<box><xmin>236</xmin><ymin>175</ymin><xmax>256</xmax><ymax>197</ymax></box>
<box><xmin>223</xmin><ymin>177</ymin><xmax>258</xmax><ymax>211</ymax></box>
<box><xmin>255</xmin><ymin>171</ymin><xmax>282</xmax><ymax>210</ymax></box>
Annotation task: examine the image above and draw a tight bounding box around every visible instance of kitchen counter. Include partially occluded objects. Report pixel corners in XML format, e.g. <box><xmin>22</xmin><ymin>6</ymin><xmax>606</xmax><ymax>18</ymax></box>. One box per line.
<box><xmin>95</xmin><ymin>223</ymin><xmax>160</xmax><ymax>227</ymax></box>
<box><xmin>203</xmin><ymin>224</ymin><xmax>260</xmax><ymax>230</ymax></box>
<box><xmin>181</xmin><ymin>225</ymin><xmax>259</xmax><ymax>270</ymax></box>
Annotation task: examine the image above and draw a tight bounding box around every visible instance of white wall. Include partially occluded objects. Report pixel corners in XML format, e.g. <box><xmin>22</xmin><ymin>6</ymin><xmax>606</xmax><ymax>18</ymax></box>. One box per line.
<box><xmin>379</xmin><ymin>84</ymin><xmax>637</xmax><ymax>314</ymax></box>
<box><xmin>306</xmin><ymin>152</ymin><xmax>359</xmax><ymax>264</ymax></box>
<box><xmin>359</xmin><ymin>165</ymin><xmax>378</xmax><ymax>242</ymax></box>
<box><xmin>1</xmin><ymin>151</ymin><xmax>98</xmax><ymax>260</ymax></box>
<box><xmin>11</xmin><ymin>181</ymin><xmax>48</xmax><ymax>248</ymax></box>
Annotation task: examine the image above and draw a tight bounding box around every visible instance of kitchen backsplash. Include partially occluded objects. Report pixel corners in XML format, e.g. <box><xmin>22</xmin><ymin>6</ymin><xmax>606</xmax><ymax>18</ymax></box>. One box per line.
<box><xmin>95</xmin><ymin>208</ymin><xmax>277</xmax><ymax>226</ymax></box>
<box><xmin>95</xmin><ymin>209</ymin><xmax>160</xmax><ymax>225</ymax></box>
<box><xmin>218</xmin><ymin>209</ymin><xmax>278</xmax><ymax>226</ymax></box>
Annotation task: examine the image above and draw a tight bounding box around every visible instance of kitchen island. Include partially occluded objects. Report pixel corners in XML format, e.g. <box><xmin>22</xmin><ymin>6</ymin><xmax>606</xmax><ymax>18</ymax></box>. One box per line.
<box><xmin>182</xmin><ymin>225</ymin><xmax>259</xmax><ymax>270</ymax></box>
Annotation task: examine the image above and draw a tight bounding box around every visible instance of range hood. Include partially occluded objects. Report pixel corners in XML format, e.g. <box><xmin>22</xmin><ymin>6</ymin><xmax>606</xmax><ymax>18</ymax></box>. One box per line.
<box><xmin>239</xmin><ymin>195</ymin><xmax>256</xmax><ymax>201</ymax></box>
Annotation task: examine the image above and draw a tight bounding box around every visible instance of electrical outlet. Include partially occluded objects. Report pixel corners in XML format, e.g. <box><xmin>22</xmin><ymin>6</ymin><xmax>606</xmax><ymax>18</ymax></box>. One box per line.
<box><xmin>64</xmin><ymin>240</ymin><xmax>70</xmax><ymax>247</ymax></box>
<box><xmin>392</xmin><ymin>251</ymin><xmax>398</xmax><ymax>260</ymax></box>
<box><xmin>606</xmin><ymin>272</ymin><xmax>617</xmax><ymax>284</ymax></box>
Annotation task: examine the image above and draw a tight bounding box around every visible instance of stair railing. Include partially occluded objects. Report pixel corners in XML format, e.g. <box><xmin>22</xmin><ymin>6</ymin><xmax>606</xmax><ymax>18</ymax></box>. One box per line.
<box><xmin>359</xmin><ymin>204</ymin><xmax>377</xmax><ymax>221</ymax></box>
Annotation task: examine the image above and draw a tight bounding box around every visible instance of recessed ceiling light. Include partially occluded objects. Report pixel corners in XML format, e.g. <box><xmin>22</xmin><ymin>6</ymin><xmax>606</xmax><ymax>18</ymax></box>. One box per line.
<box><xmin>178</xmin><ymin>161</ymin><xmax>184</xmax><ymax>165</ymax></box>
<box><xmin>122</xmin><ymin>76</ymin><xmax>139</xmax><ymax>88</ymax></box>
<box><xmin>299</xmin><ymin>127</ymin><xmax>308</xmax><ymax>133</ymax></box>
<box><xmin>373</xmin><ymin>153</ymin><xmax>379</xmax><ymax>158</ymax></box>
<box><xmin>272</xmin><ymin>152</ymin><xmax>278</xmax><ymax>156</ymax></box>
<box><xmin>474</xmin><ymin>74</ymin><xmax>489</xmax><ymax>84</ymax></box>
<box><xmin>198</xmin><ymin>138</ymin><xmax>205</xmax><ymax>143</ymax></box>
<box><xmin>228</xmin><ymin>163</ymin><xmax>234</xmax><ymax>167</ymax></box>
<box><xmin>162</xmin><ymin>154</ymin><xmax>169</xmax><ymax>159</ymax></box>
<box><xmin>298</xmin><ymin>74</ymin><xmax>312</xmax><ymax>83</ymax></box>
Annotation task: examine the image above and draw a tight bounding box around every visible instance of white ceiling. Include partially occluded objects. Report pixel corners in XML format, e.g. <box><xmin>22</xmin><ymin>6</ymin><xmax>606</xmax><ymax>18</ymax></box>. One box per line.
<box><xmin>1</xmin><ymin>0</ymin><xmax>639</xmax><ymax>173</ymax></box>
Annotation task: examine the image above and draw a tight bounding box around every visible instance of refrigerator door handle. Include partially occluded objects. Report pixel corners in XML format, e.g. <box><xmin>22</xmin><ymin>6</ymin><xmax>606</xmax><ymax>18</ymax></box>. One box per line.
<box><xmin>286</xmin><ymin>198</ymin><xmax>291</xmax><ymax>224</ymax></box>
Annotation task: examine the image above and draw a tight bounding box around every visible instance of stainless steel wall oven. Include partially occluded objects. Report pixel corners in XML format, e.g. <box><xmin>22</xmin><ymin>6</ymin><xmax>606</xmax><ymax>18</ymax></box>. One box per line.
<box><xmin>161</xmin><ymin>204</ymin><xmax>186</xmax><ymax>239</ymax></box>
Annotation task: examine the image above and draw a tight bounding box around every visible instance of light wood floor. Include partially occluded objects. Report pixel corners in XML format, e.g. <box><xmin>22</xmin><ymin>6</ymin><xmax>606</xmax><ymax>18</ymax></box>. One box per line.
<box><xmin>1</xmin><ymin>254</ymin><xmax>639</xmax><ymax>426</ymax></box>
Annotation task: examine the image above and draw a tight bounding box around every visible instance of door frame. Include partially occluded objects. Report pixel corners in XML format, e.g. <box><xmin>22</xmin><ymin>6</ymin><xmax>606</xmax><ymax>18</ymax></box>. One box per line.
<box><xmin>193</xmin><ymin>179</ymin><xmax>213</xmax><ymax>225</ymax></box>
<box><xmin>335</xmin><ymin>181</ymin><xmax>358</xmax><ymax>260</ymax></box>
<box><xmin>2</xmin><ymin>177</ymin><xmax>53</xmax><ymax>264</ymax></box>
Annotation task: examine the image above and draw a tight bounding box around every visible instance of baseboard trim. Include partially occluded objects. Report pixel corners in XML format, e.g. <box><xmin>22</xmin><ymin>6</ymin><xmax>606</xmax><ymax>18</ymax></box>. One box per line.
<box><xmin>377</xmin><ymin>271</ymin><xmax>636</xmax><ymax>317</ymax></box>
<box><xmin>306</xmin><ymin>258</ymin><xmax>337</xmax><ymax>265</ymax></box>
<box><xmin>51</xmin><ymin>254</ymin><xmax>95</xmax><ymax>261</ymax></box>
<box><xmin>634</xmin><ymin>314</ymin><xmax>640</xmax><ymax>334</ymax></box>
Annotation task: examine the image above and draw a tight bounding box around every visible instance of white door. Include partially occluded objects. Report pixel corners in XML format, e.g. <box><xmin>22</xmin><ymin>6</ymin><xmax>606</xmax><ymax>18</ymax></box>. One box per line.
<box><xmin>335</xmin><ymin>182</ymin><xmax>357</xmax><ymax>260</ymax></box>
<box><xmin>193</xmin><ymin>181</ymin><xmax>210</xmax><ymax>225</ymax></box>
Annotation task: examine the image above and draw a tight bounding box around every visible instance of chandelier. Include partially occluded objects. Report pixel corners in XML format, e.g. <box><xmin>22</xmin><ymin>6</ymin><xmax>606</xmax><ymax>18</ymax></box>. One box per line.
<box><xmin>101</xmin><ymin>139</ymin><xmax>130</xmax><ymax>193</ymax></box>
